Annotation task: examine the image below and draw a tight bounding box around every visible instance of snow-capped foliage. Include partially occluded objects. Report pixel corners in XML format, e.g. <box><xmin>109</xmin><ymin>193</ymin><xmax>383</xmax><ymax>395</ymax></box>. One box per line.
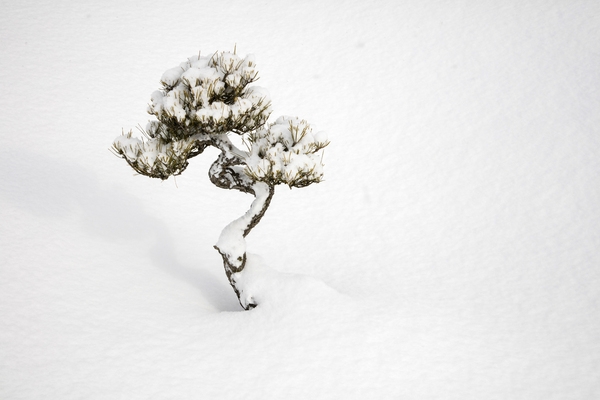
<box><xmin>112</xmin><ymin>50</ymin><xmax>328</xmax><ymax>187</ymax></box>
<box><xmin>112</xmin><ymin>50</ymin><xmax>328</xmax><ymax>309</ymax></box>
<box><xmin>112</xmin><ymin>130</ymin><xmax>207</xmax><ymax>178</ymax></box>
<box><xmin>112</xmin><ymin>50</ymin><xmax>275</xmax><ymax>180</ymax></box>
<box><xmin>148</xmin><ymin>51</ymin><xmax>272</xmax><ymax>137</ymax></box>
<box><xmin>245</xmin><ymin>117</ymin><xmax>329</xmax><ymax>188</ymax></box>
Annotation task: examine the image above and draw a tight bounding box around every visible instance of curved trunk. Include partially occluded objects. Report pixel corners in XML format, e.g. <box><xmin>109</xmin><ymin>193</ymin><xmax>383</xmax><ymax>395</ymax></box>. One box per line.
<box><xmin>214</xmin><ymin>183</ymin><xmax>274</xmax><ymax>309</ymax></box>
<box><xmin>208</xmin><ymin>141</ymin><xmax>275</xmax><ymax>309</ymax></box>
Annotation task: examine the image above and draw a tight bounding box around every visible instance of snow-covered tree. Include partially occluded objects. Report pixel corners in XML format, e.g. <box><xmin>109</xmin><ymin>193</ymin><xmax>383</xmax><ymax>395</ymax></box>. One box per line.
<box><xmin>112</xmin><ymin>50</ymin><xmax>329</xmax><ymax>310</ymax></box>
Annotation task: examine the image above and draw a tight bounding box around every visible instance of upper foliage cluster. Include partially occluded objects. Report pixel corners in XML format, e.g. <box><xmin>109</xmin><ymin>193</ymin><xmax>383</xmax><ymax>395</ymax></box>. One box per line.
<box><xmin>148</xmin><ymin>51</ymin><xmax>272</xmax><ymax>141</ymax></box>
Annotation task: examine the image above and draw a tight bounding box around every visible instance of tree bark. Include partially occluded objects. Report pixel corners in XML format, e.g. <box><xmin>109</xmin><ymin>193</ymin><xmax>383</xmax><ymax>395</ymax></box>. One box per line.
<box><xmin>213</xmin><ymin>183</ymin><xmax>274</xmax><ymax>309</ymax></box>
<box><xmin>208</xmin><ymin>140</ymin><xmax>275</xmax><ymax>309</ymax></box>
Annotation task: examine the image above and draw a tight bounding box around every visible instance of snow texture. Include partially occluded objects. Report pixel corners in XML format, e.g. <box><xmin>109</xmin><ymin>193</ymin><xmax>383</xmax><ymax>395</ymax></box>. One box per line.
<box><xmin>1</xmin><ymin>1</ymin><xmax>599</xmax><ymax>399</ymax></box>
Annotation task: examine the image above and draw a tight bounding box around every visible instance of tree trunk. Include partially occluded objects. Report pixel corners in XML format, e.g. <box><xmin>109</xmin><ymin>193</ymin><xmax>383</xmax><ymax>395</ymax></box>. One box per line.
<box><xmin>207</xmin><ymin>138</ymin><xmax>276</xmax><ymax>310</ymax></box>
<box><xmin>214</xmin><ymin>183</ymin><xmax>275</xmax><ymax>309</ymax></box>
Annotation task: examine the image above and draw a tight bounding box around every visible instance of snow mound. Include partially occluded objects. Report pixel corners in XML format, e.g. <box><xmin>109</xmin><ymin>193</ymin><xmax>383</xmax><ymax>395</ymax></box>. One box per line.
<box><xmin>232</xmin><ymin>254</ymin><xmax>350</xmax><ymax>313</ymax></box>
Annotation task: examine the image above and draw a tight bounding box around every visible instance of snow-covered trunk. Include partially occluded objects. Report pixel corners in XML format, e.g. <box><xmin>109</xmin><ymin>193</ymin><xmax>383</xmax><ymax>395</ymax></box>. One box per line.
<box><xmin>208</xmin><ymin>141</ymin><xmax>275</xmax><ymax>309</ymax></box>
<box><xmin>214</xmin><ymin>183</ymin><xmax>274</xmax><ymax>309</ymax></box>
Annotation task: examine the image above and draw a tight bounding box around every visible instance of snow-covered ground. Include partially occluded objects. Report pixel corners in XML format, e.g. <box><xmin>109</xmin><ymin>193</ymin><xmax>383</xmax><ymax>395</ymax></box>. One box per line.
<box><xmin>1</xmin><ymin>1</ymin><xmax>599</xmax><ymax>398</ymax></box>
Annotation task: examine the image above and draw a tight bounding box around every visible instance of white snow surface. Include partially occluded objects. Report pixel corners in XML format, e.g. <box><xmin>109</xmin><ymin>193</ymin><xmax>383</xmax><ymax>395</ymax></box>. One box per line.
<box><xmin>1</xmin><ymin>1</ymin><xmax>599</xmax><ymax>399</ymax></box>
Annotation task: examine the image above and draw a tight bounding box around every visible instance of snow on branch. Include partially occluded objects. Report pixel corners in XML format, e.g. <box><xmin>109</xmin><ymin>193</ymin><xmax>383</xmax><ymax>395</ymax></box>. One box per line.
<box><xmin>245</xmin><ymin>116</ymin><xmax>329</xmax><ymax>188</ymax></box>
<box><xmin>112</xmin><ymin>130</ymin><xmax>211</xmax><ymax>179</ymax></box>
<box><xmin>150</xmin><ymin>51</ymin><xmax>272</xmax><ymax>139</ymax></box>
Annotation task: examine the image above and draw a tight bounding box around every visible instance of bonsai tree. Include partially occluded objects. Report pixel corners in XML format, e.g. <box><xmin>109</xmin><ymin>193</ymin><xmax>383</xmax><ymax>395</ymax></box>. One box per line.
<box><xmin>112</xmin><ymin>50</ymin><xmax>329</xmax><ymax>310</ymax></box>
